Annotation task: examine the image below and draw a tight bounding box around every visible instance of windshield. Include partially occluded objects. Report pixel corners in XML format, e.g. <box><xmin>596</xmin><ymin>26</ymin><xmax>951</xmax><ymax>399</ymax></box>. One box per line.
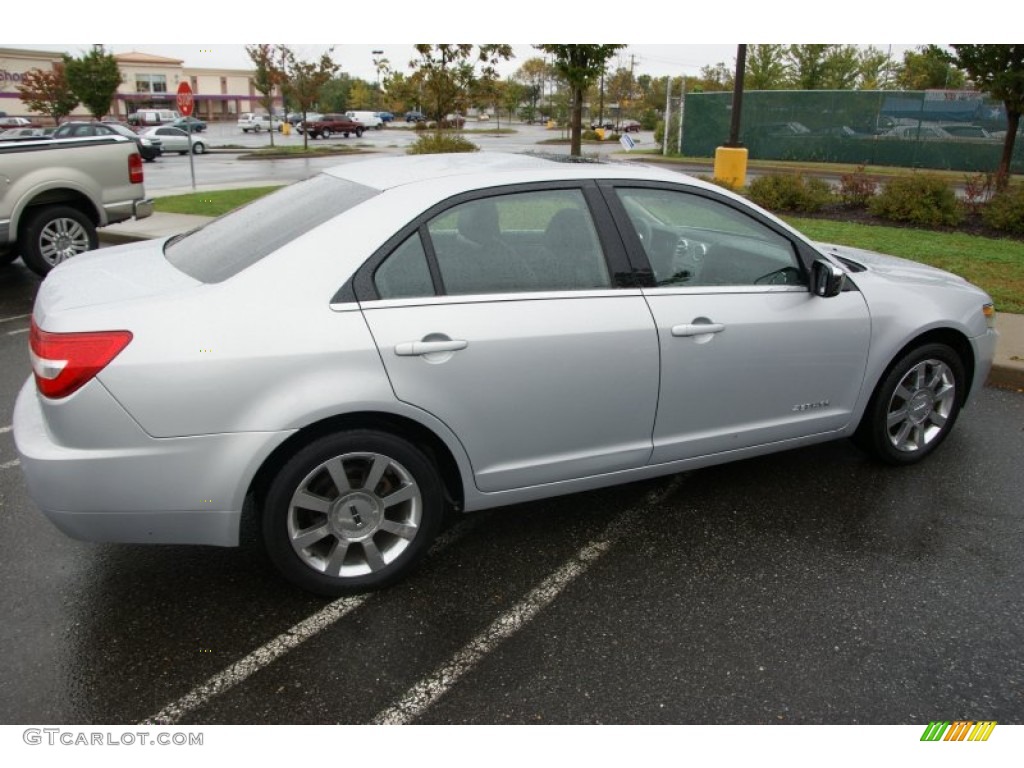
<box><xmin>164</xmin><ymin>174</ymin><xmax>379</xmax><ymax>283</ymax></box>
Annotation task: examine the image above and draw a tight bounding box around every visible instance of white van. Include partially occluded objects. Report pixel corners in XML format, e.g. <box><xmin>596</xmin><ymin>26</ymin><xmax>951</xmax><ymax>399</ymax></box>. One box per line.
<box><xmin>345</xmin><ymin>111</ymin><xmax>384</xmax><ymax>130</ymax></box>
<box><xmin>129</xmin><ymin>109</ymin><xmax>179</xmax><ymax>127</ymax></box>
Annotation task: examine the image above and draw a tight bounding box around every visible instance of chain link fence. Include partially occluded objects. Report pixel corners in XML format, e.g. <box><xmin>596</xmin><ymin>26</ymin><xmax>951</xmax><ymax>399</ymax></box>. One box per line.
<box><xmin>680</xmin><ymin>90</ymin><xmax>1023</xmax><ymax>174</ymax></box>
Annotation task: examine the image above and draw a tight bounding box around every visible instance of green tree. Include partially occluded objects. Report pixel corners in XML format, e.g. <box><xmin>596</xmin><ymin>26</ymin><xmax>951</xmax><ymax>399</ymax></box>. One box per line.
<box><xmin>952</xmin><ymin>44</ymin><xmax>1024</xmax><ymax>184</ymax></box>
<box><xmin>319</xmin><ymin>74</ymin><xmax>352</xmax><ymax>113</ymax></box>
<box><xmin>696</xmin><ymin>62</ymin><xmax>733</xmax><ymax>92</ymax></box>
<box><xmin>245</xmin><ymin>44</ymin><xmax>284</xmax><ymax>146</ymax></box>
<box><xmin>62</xmin><ymin>45</ymin><xmax>122</xmax><ymax>119</ymax></box>
<box><xmin>17</xmin><ymin>64</ymin><xmax>79</xmax><ymax>125</ymax></box>
<box><xmin>822</xmin><ymin>45</ymin><xmax>861</xmax><ymax>89</ymax></box>
<box><xmin>896</xmin><ymin>45</ymin><xmax>964</xmax><ymax>90</ymax></box>
<box><xmin>410</xmin><ymin>44</ymin><xmax>513</xmax><ymax>130</ymax></box>
<box><xmin>857</xmin><ymin>46</ymin><xmax>892</xmax><ymax>90</ymax></box>
<box><xmin>501</xmin><ymin>78</ymin><xmax>525</xmax><ymax>125</ymax></box>
<box><xmin>787</xmin><ymin>45</ymin><xmax>831</xmax><ymax>90</ymax></box>
<box><xmin>277</xmin><ymin>45</ymin><xmax>340</xmax><ymax>149</ymax></box>
<box><xmin>746</xmin><ymin>44</ymin><xmax>789</xmax><ymax>90</ymax></box>
<box><xmin>536</xmin><ymin>44</ymin><xmax>625</xmax><ymax>155</ymax></box>
<box><xmin>348</xmin><ymin>80</ymin><xmax>374</xmax><ymax>110</ymax></box>
<box><xmin>514</xmin><ymin>57</ymin><xmax>552</xmax><ymax>120</ymax></box>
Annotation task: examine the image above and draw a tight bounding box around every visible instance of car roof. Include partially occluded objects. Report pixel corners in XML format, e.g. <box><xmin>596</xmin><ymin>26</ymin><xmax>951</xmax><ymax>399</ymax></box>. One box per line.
<box><xmin>322</xmin><ymin>152</ymin><xmax>693</xmax><ymax>194</ymax></box>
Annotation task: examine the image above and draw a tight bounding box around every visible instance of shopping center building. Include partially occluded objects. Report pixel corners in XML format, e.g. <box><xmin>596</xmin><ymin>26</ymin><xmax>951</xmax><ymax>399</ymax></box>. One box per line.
<box><xmin>0</xmin><ymin>47</ymin><xmax>273</xmax><ymax>123</ymax></box>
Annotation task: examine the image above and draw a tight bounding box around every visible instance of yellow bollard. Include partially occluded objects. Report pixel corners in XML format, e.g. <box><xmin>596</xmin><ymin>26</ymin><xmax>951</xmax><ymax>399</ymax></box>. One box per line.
<box><xmin>595</xmin><ymin>128</ymin><xmax>605</xmax><ymax>140</ymax></box>
<box><xmin>714</xmin><ymin>146</ymin><xmax>748</xmax><ymax>189</ymax></box>
<box><xmin>282</xmin><ymin>121</ymin><xmax>291</xmax><ymax>136</ymax></box>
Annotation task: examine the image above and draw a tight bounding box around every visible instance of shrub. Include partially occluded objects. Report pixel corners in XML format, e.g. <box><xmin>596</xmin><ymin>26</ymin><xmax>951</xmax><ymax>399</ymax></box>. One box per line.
<box><xmin>982</xmin><ymin>185</ymin><xmax>1024</xmax><ymax>235</ymax></box>
<box><xmin>962</xmin><ymin>172</ymin><xmax>998</xmax><ymax>214</ymax></box>
<box><xmin>837</xmin><ymin>166</ymin><xmax>877</xmax><ymax>208</ymax></box>
<box><xmin>746</xmin><ymin>173</ymin><xmax>833</xmax><ymax>213</ymax></box>
<box><xmin>406</xmin><ymin>132</ymin><xmax>478</xmax><ymax>155</ymax></box>
<box><xmin>581</xmin><ymin>129</ymin><xmax>601</xmax><ymax>141</ymax></box>
<box><xmin>868</xmin><ymin>174</ymin><xmax>963</xmax><ymax>228</ymax></box>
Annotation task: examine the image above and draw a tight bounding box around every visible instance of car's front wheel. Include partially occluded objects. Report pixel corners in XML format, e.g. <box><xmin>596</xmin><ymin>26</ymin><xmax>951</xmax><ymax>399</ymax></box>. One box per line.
<box><xmin>262</xmin><ymin>430</ymin><xmax>446</xmax><ymax>596</ymax></box>
<box><xmin>192</xmin><ymin>142</ymin><xmax>206</xmax><ymax>154</ymax></box>
<box><xmin>855</xmin><ymin>343</ymin><xmax>965</xmax><ymax>465</ymax></box>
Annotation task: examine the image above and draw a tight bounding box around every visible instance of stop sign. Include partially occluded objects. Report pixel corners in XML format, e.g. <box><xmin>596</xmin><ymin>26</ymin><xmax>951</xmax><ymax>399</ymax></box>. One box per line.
<box><xmin>176</xmin><ymin>82</ymin><xmax>194</xmax><ymax>117</ymax></box>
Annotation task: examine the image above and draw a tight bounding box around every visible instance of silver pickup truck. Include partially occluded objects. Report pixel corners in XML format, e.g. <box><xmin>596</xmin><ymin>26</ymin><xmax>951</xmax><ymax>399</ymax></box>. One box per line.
<box><xmin>0</xmin><ymin>134</ymin><xmax>154</xmax><ymax>277</ymax></box>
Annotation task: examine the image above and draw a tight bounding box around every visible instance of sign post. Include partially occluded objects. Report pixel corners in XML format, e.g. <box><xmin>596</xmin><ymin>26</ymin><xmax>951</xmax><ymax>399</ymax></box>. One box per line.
<box><xmin>176</xmin><ymin>81</ymin><xmax>197</xmax><ymax>190</ymax></box>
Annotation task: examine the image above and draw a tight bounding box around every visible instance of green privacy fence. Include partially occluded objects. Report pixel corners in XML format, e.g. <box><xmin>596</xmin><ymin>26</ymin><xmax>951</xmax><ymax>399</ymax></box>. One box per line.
<box><xmin>680</xmin><ymin>90</ymin><xmax>1023</xmax><ymax>173</ymax></box>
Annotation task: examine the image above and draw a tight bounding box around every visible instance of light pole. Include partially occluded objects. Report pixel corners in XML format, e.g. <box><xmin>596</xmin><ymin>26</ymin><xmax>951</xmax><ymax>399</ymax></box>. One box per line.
<box><xmin>372</xmin><ymin>49</ymin><xmax>384</xmax><ymax>110</ymax></box>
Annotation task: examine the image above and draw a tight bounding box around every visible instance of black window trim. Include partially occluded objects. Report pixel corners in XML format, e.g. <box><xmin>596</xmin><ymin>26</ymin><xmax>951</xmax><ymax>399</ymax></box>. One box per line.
<box><xmin>343</xmin><ymin>180</ymin><xmax>636</xmax><ymax>304</ymax></box>
<box><xmin>595</xmin><ymin>179</ymin><xmax>825</xmax><ymax>288</ymax></box>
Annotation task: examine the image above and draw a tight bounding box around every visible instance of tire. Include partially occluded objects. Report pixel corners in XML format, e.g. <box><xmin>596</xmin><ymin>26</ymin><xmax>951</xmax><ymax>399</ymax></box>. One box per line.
<box><xmin>322</xmin><ymin>128</ymin><xmax>332</xmax><ymax>139</ymax></box>
<box><xmin>262</xmin><ymin>430</ymin><xmax>446</xmax><ymax>596</ymax></box>
<box><xmin>854</xmin><ymin>343</ymin><xmax>965</xmax><ymax>465</ymax></box>
<box><xmin>18</xmin><ymin>205</ymin><xmax>98</xmax><ymax>277</ymax></box>
<box><xmin>254</xmin><ymin>124</ymin><xmax>261</xmax><ymax>133</ymax></box>
<box><xmin>192</xmin><ymin>142</ymin><xmax>206</xmax><ymax>154</ymax></box>
<box><xmin>356</xmin><ymin>128</ymin><xmax>364</xmax><ymax>137</ymax></box>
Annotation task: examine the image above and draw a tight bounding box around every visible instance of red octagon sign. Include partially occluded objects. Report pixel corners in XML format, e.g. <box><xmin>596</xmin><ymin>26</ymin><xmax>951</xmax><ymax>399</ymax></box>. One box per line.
<box><xmin>176</xmin><ymin>82</ymin><xmax>194</xmax><ymax>117</ymax></box>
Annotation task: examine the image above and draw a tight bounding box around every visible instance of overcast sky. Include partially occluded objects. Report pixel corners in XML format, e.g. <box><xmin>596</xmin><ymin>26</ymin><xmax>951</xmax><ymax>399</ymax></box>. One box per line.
<box><xmin>10</xmin><ymin>2</ymin><xmax>1000</xmax><ymax>82</ymax></box>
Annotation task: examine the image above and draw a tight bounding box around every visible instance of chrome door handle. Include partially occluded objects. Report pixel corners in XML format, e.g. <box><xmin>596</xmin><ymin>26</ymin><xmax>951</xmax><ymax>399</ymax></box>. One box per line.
<box><xmin>671</xmin><ymin>323</ymin><xmax>725</xmax><ymax>337</ymax></box>
<box><xmin>395</xmin><ymin>339</ymin><xmax>468</xmax><ymax>356</ymax></box>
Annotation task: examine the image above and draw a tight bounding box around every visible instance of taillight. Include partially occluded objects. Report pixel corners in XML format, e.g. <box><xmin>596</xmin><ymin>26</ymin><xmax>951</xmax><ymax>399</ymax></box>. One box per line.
<box><xmin>29</xmin><ymin>319</ymin><xmax>133</xmax><ymax>399</ymax></box>
<box><xmin>129</xmin><ymin>152</ymin><xmax>144</xmax><ymax>184</ymax></box>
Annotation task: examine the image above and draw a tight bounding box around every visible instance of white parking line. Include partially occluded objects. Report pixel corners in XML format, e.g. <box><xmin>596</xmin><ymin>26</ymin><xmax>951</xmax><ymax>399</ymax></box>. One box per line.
<box><xmin>0</xmin><ymin>425</ymin><xmax>11</xmax><ymax>434</ymax></box>
<box><xmin>6</xmin><ymin>327</ymin><xmax>28</xmax><ymax>336</ymax></box>
<box><xmin>140</xmin><ymin>514</ymin><xmax>490</xmax><ymax>725</ymax></box>
<box><xmin>0</xmin><ymin>459</ymin><xmax>20</xmax><ymax>471</ymax></box>
<box><xmin>370</xmin><ymin>476</ymin><xmax>684</xmax><ymax>725</ymax></box>
<box><xmin>0</xmin><ymin>314</ymin><xmax>30</xmax><ymax>325</ymax></box>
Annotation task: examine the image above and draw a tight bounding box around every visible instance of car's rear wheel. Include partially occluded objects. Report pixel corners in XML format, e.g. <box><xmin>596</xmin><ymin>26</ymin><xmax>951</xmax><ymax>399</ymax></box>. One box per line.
<box><xmin>262</xmin><ymin>430</ymin><xmax>446</xmax><ymax>596</ymax></box>
<box><xmin>356</xmin><ymin>128</ymin><xmax>364</xmax><ymax>137</ymax></box>
<box><xmin>322</xmin><ymin>128</ymin><xmax>332</xmax><ymax>139</ymax></box>
<box><xmin>855</xmin><ymin>343</ymin><xmax>965</xmax><ymax>465</ymax></box>
<box><xmin>18</xmin><ymin>205</ymin><xmax>98</xmax><ymax>277</ymax></box>
<box><xmin>192</xmin><ymin>142</ymin><xmax>206</xmax><ymax>154</ymax></box>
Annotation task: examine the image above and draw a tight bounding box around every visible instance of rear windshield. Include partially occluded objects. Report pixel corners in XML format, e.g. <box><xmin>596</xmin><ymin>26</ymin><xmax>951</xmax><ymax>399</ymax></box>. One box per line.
<box><xmin>164</xmin><ymin>174</ymin><xmax>379</xmax><ymax>283</ymax></box>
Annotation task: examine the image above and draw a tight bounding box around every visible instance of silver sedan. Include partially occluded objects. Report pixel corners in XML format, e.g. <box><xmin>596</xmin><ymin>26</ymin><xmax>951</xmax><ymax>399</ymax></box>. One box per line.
<box><xmin>138</xmin><ymin>125</ymin><xmax>207</xmax><ymax>155</ymax></box>
<box><xmin>14</xmin><ymin>153</ymin><xmax>997</xmax><ymax>596</ymax></box>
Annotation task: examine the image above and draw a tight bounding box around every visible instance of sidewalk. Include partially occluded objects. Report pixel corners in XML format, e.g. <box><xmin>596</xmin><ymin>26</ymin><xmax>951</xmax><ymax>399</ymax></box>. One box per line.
<box><xmin>99</xmin><ymin>212</ymin><xmax>1024</xmax><ymax>392</ymax></box>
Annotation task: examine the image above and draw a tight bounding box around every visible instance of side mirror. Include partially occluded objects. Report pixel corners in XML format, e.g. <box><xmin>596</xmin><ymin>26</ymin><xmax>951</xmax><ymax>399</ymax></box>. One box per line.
<box><xmin>811</xmin><ymin>259</ymin><xmax>846</xmax><ymax>298</ymax></box>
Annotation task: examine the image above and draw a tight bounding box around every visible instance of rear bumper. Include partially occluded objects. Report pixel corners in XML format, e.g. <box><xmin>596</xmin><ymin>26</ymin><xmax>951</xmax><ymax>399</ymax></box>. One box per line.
<box><xmin>103</xmin><ymin>198</ymin><xmax>154</xmax><ymax>225</ymax></box>
<box><xmin>12</xmin><ymin>378</ymin><xmax>292</xmax><ymax>547</ymax></box>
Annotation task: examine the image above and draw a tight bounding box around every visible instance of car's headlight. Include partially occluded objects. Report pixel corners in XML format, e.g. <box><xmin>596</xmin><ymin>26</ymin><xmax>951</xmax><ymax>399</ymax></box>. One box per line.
<box><xmin>983</xmin><ymin>302</ymin><xmax>996</xmax><ymax>330</ymax></box>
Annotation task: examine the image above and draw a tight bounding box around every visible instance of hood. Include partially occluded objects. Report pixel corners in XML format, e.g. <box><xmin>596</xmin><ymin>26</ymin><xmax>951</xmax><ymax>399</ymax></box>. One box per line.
<box><xmin>816</xmin><ymin>242</ymin><xmax>974</xmax><ymax>290</ymax></box>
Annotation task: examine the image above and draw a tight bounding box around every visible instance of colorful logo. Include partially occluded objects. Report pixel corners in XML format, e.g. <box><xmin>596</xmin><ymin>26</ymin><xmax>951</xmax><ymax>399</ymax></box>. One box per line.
<box><xmin>920</xmin><ymin>721</ymin><xmax>997</xmax><ymax>742</ymax></box>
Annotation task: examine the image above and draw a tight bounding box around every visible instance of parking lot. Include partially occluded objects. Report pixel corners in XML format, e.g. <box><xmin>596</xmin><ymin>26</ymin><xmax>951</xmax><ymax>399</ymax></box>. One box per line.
<box><xmin>1</xmin><ymin>129</ymin><xmax>1022</xmax><ymax>729</ymax></box>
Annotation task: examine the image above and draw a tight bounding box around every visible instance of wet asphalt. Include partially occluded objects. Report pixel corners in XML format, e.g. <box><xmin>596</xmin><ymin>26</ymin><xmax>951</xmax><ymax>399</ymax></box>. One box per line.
<box><xmin>1</xmin><ymin>186</ymin><xmax>1022</xmax><ymax>726</ymax></box>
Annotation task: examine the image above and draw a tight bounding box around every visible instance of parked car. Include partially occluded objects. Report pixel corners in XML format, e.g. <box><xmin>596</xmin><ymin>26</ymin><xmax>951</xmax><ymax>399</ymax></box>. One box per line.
<box><xmin>13</xmin><ymin>153</ymin><xmax>996</xmax><ymax>597</ymax></box>
<box><xmin>52</xmin><ymin>121</ymin><xmax>162</xmax><ymax>161</ymax></box>
<box><xmin>238</xmin><ymin>113</ymin><xmax>283</xmax><ymax>133</ymax></box>
<box><xmin>301</xmin><ymin>113</ymin><xmax>364</xmax><ymax>139</ymax></box>
<box><xmin>404</xmin><ymin>111</ymin><xmax>426</xmax><ymax>123</ymax></box>
<box><xmin>138</xmin><ymin>126</ymin><xmax>207</xmax><ymax>154</ymax></box>
<box><xmin>590</xmin><ymin>120</ymin><xmax>615</xmax><ymax>131</ymax></box>
<box><xmin>292</xmin><ymin>113</ymin><xmax>323</xmax><ymax>134</ymax></box>
<box><xmin>172</xmin><ymin>116</ymin><xmax>207</xmax><ymax>133</ymax></box>
<box><xmin>0</xmin><ymin>117</ymin><xmax>37</xmax><ymax>128</ymax></box>
<box><xmin>377</xmin><ymin>111</ymin><xmax>394</xmax><ymax>123</ymax></box>
<box><xmin>0</xmin><ymin>127</ymin><xmax>46</xmax><ymax>140</ymax></box>
<box><xmin>620</xmin><ymin>120</ymin><xmax>643</xmax><ymax>133</ymax></box>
